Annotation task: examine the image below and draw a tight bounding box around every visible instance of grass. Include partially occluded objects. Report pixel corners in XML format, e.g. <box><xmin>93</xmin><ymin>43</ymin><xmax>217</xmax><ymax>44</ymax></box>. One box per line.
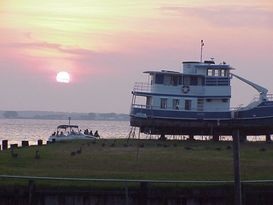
<box><xmin>1</xmin><ymin>139</ymin><xmax>273</xmax><ymax>187</ymax></box>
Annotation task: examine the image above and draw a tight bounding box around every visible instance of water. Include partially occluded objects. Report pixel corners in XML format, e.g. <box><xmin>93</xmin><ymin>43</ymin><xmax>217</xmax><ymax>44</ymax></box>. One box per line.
<box><xmin>0</xmin><ymin>119</ymin><xmax>266</xmax><ymax>146</ymax></box>
<box><xmin>0</xmin><ymin>119</ymin><xmax>131</xmax><ymax>145</ymax></box>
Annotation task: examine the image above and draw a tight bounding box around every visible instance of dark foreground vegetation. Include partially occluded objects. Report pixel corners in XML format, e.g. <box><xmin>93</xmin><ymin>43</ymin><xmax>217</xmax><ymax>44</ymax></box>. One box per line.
<box><xmin>1</xmin><ymin>139</ymin><xmax>273</xmax><ymax>185</ymax></box>
<box><xmin>1</xmin><ymin>139</ymin><xmax>273</xmax><ymax>204</ymax></box>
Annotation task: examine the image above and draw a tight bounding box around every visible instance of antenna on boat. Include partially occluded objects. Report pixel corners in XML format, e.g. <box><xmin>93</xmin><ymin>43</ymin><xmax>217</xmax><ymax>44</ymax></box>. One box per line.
<box><xmin>200</xmin><ymin>40</ymin><xmax>204</xmax><ymax>62</ymax></box>
<box><xmin>68</xmin><ymin>117</ymin><xmax>71</xmax><ymax>125</ymax></box>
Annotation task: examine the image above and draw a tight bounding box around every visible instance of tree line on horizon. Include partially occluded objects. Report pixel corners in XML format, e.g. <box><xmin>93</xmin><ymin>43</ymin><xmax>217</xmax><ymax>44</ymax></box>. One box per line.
<box><xmin>0</xmin><ymin>111</ymin><xmax>129</xmax><ymax>121</ymax></box>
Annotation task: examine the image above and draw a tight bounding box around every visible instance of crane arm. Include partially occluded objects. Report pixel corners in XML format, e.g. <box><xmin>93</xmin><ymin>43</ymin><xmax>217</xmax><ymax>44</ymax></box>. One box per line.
<box><xmin>230</xmin><ymin>73</ymin><xmax>268</xmax><ymax>101</ymax></box>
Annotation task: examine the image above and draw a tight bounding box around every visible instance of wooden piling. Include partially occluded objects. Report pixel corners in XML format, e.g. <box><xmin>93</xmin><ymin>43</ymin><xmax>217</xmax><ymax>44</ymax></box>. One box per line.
<box><xmin>189</xmin><ymin>134</ymin><xmax>194</xmax><ymax>141</ymax></box>
<box><xmin>2</xmin><ymin>140</ymin><xmax>8</xmax><ymax>150</ymax></box>
<box><xmin>10</xmin><ymin>144</ymin><xmax>18</xmax><ymax>149</ymax></box>
<box><xmin>139</xmin><ymin>182</ymin><xmax>149</xmax><ymax>205</ymax></box>
<box><xmin>232</xmin><ymin>129</ymin><xmax>242</xmax><ymax>205</ymax></box>
<box><xmin>240</xmin><ymin>134</ymin><xmax>247</xmax><ymax>143</ymax></box>
<box><xmin>37</xmin><ymin>139</ymin><xmax>43</xmax><ymax>146</ymax></box>
<box><xmin>212</xmin><ymin>134</ymin><xmax>220</xmax><ymax>142</ymax></box>
<box><xmin>22</xmin><ymin>141</ymin><xmax>29</xmax><ymax>147</ymax></box>
<box><xmin>266</xmin><ymin>134</ymin><xmax>271</xmax><ymax>143</ymax></box>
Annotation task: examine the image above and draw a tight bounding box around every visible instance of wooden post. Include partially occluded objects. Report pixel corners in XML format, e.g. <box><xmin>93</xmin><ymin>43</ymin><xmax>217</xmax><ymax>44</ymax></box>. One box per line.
<box><xmin>189</xmin><ymin>134</ymin><xmax>194</xmax><ymax>141</ymax></box>
<box><xmin>266</xmin><ymin>134</ymin><xmax>271</xmax><ymax>143</ymax></box>
<box><xmin>28</xmin><ymin>180</ymin><xmax>35</xmax><ymax>205</ymax></box>
<box><xmin>124</xmin><ymin>181</ymin><xmax>129</xmax><ymax>205</ymax></box>
<box><xmin>10</xmin><ymin>144</ymin><xmax>18</xmax><ymax>149</ymax></box>
<box><xmin>212</xmin><ymin>134</ymin><xmax>219</xmax><ymax>142</ymax></box>
<box><xmin>22</xmin><ymin>140</ymin><xmax>29</xmax><ymax>147</ymax></box>
<box><xmin>240</xmin><ymin>133</ymin><xmax>247</xmax><ymax>143</ymax></box>
<box><xmin>37</xmin><ymin>139</ymin><xmax>43</xmax><ymax>146</ymax></box>
<box><xmin>2</xmin><ymin>140</ymin><xmax>8</xmax><ymax>150</ymax></box>
<box><xmin>232</xmin><ymin>129</ymin><xmax>242</xmax><ymax>205</ymax></box>
<box><xmin>139</xmin><ymin>182</ymin><xmax>149</xmax><ymax>205</ymax></box>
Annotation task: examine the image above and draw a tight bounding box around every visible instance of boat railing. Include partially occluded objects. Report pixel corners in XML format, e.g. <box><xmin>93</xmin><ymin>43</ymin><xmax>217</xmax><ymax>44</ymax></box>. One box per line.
<box><xmin>230</xmin><ymin>94</ymin><xmax>273</xmax><ymax>112</ymax></box>
<box><xmin>266</xmin><ymin>94</ymin><xmax>273</xmax><ymax>101</ymax></box>
<box><xmin>250</xmin><ymin>94</ymin><xmax>273</xmax><ymax>102</ymax></box>
<box><xmin>131</xmin><ymin>104</ymin><xmax>148</xmax><ymax>109</ymax></box>
<box><xmin>132</xmin><ymin>103</ymin><xmax>231</xmax><ymax>112</ymax></box>
<box><xmin>133</xmin><ymin>82</ymin><xmax>151</xmax><ymax>92</ymax></box>
<box><xmin>230</xmin><ymin>105</ymin><xmax>245</xmax><ymax>111</ymax></box>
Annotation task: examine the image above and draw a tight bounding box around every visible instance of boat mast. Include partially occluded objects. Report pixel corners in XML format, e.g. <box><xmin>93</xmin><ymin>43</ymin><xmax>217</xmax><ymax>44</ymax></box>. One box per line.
<box><xmin>200</xmin><ymin>40</ymin><xmax>204</xmax><ymax>62</ymax></box>
<box><xmin>231</xmin><ymin>73</ymin><xmax>268</xmax><ymax>101</ymax></box>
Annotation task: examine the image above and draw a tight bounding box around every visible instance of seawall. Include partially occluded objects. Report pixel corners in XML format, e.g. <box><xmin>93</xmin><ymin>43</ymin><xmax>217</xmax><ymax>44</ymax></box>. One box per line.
<box><xmin>1</xmin><ymin>183</ymin><xmax>273</xmax><ymax>205</ymax></box>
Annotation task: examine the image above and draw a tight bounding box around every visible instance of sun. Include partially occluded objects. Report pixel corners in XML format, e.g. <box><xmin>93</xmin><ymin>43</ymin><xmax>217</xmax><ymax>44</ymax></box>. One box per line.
<box><xmin>56</xmin><ymin>71</ymin><xmax>70</xmax><ymax>83</ymax></box>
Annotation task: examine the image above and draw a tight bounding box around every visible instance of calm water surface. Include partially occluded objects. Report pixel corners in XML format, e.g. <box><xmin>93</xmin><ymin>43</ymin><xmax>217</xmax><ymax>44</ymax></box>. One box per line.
<box><xmin>0</xmin><ymin>119</ymin><xmax>131</xmax><ymax>145</ymax></box>
<box><xmin>0</xmin><ymin>119</ymin><xmax>266</xmax><ymax>146</ymax></box>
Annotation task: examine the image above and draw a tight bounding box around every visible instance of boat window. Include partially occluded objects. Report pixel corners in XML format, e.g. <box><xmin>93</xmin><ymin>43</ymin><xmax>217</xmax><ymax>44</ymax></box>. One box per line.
<box><xmin>155</xmin><ymin>74</ymin><xmax>164</xmax><ymax>84</ymax></box>
<box><xmin>185</xmin><ymin>100</ymin><xmax>192</xmax><ymax>110</ymax></box>
<box><xmin>179</xmin><ymin>76</ymin><xmax>183</xmax><ymax>85</ymax></box>
<box><xmin>150</xmin><ymin>74</ymin><xmax>155</xmax><ymax>84</ymax></box>
<box><xmin>197</xmin><ymin>99</ymin><xmax>204</xmax><ymax>111</ymax></box>
<box><xmin>146</xmin><ymin>96</ymin><xmax>152</xmax><ymax>108</ymax></box>
<box><xmin>160</xmin><ymin>98</ymin><xmax>168</xmax><ymax>109</ymax></box>
<box><xmin>221</xmin><ymin>69</ymin><xmax>226</xmax><ymax>77</ymax></box>
<box><xmin>171</xmin><ymin>75</ymin><xmax>179</xmax><ymax>86</ymax></box>
<box><xmin>214</xmin><ymin>69</ymin><xmax>219</xmax><ymax>76</ymax></box>
<box><xmin>163</xmin><ymin>75</ymin><xmax>171</xmax><ymax>85</ymax></box>
<box><xmin>173</xmin><ymin>99</ymin><xmax>180</xmax><ymax>110</ymax></box>
<box><xmin>207</xmin><ymin>69</ymin><xmax>213</xmax><ymax>76</ymax></box>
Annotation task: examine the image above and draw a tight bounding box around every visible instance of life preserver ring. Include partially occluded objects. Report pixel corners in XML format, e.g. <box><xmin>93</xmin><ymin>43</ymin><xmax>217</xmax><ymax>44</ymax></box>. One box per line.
<box><xmin>182</xmin><ymin>85</ymin><xmax>190</xmax><ymax>94</ymax></box>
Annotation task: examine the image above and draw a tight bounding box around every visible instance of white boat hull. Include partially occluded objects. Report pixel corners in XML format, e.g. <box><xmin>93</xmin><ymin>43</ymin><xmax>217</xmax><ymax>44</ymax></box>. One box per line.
<box><xmin>48</xmin><ymin>133</ymin><xmax>97</xmax><ymax>142</ymax></box>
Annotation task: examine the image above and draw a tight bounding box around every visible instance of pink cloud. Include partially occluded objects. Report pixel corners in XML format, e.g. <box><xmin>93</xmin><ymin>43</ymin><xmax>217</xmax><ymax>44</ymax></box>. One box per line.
<box><xmin>160</xmin><ymin>6</ymin><xmax>273</xmax><ymax>29</ymax></box>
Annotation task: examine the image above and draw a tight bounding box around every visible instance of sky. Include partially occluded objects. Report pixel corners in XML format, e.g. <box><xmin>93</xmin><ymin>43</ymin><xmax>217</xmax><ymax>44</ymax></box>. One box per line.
<box><xmin>0</xmin><ymin>0</ymin><xmax>273</xmax><ymax>113</ymax></box>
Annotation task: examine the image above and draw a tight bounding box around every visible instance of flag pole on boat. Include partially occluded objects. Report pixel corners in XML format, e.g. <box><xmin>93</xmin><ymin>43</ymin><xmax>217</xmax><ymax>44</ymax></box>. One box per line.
<box><xmin>200</xmin><ymin>40</ymin><xmax>204</xmax><ymax>62</ymax></box>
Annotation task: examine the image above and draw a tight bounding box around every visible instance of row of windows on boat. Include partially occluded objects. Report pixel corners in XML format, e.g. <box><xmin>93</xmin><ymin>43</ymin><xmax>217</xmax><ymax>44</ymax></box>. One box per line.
<box><xmin>146</xmin><ymin>97</ymin><xmax>229</xmax><ymax>111</ymax></box>
<box><xmin>151</xmin><ymin>74</ymin><xmax>230</xmax><ymax>86</ymax></box>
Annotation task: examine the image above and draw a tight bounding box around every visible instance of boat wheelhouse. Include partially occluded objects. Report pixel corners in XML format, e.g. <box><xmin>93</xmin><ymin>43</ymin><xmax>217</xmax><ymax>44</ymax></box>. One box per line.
<box><xmin>130</xmin><ymin>60</ymin><xmax>273</xmax><ymax>138</ymax></box>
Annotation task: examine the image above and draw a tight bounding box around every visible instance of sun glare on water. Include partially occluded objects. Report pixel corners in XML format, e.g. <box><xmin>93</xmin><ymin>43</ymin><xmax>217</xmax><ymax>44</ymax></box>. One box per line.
<box><xmin>56</xmin><ymin>71</ymin><xmax>70</xmax><ymax>83</ymax></box>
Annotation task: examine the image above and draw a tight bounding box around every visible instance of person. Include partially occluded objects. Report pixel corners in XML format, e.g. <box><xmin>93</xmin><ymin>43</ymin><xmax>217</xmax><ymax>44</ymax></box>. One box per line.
<box><xmin>89</xmin><ymin>130</ymin><xmax>93</xmax><ymax>136</ymax></box>
<box><xmin>94</xmin><ymin>130</ymin><xmax>100</xmax><ymax>138</ymax></box>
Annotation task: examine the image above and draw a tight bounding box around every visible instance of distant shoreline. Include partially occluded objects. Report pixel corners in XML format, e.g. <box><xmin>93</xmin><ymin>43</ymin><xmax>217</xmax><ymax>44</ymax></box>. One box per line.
<box><xmin>0</xmin><ymin>110</ymin><xmax>129</xmax><ymax>121</ymax></box>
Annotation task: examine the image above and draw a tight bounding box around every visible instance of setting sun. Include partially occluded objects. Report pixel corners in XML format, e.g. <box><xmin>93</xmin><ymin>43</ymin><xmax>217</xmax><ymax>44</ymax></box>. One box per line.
<box><xmin>56</xmin><ymin>71</ymin><xmax>70</xmax><ymax>83</ymax></box>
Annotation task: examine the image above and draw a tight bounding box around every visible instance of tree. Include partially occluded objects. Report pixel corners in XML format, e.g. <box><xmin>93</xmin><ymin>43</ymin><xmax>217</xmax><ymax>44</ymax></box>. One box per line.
<box><xmin>88</xmin><ymin>113</ymin><xmax>96</xmax><ymax>120</ymax></box>
<box><xmin>3</xmin><ymin>111</ymin><xmax>18</xmax><ymax>119</ymax></box>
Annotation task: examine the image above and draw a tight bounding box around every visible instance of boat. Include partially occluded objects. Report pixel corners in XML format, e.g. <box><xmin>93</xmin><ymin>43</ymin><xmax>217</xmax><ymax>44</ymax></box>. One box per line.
<box><xmin>129</xmin><ymin>58</ymin><xmax>273</xmax><ymax>140</ymax></box>
<box><xmin>48</xmin><ymin>124</ymin><xmax>98</xmax><ymax>142</ymax></box>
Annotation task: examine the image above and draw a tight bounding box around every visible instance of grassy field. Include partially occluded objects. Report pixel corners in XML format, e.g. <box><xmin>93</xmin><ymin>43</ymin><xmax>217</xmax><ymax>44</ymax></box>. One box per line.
<box><xmin>1</xmin><ymin>139</ymin><xmax>273</xmax><ymax>187</ymax></box>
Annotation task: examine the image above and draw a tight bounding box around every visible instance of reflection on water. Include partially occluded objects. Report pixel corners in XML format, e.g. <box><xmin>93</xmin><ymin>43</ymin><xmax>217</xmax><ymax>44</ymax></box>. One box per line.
<box><xmin>0</xmin><ymin>119</ymin><xmax>131</xmax><ymax>145</ymax></box>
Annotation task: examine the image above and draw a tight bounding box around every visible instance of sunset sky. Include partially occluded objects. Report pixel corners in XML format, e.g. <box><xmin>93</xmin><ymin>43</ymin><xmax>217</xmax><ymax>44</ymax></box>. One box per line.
<box><xmin>0</xmin><ymin>0</ymin><xmax>272</xmax><ymax>113</ymax></box>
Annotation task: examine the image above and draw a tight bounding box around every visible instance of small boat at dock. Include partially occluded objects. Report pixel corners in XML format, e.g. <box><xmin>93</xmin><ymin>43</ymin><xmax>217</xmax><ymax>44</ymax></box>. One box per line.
<box><xmin>48</xmin><ymin>124</ymin><xmax>98</xmax><ymax>142</ymax></box>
